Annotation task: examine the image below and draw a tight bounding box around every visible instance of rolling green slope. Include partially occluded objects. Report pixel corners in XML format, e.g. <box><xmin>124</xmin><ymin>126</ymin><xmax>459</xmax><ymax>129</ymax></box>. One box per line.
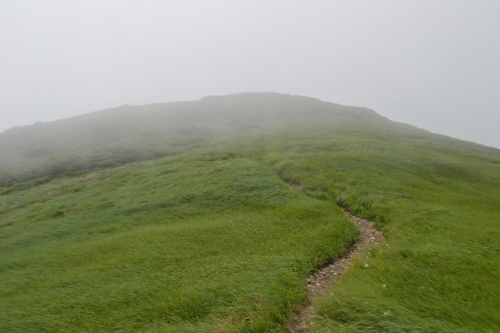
<box><xmin>1</xmin><ymin>93</ymin><xmax>499</xmax><ymax>332</ymax></box>
<box><xmin>0</xmin><ymin>93</ymin><xmax>385</xmax><ymax>189</ymax></box>
<box><xmin>0</xmin><ymin>150</ymin><xmax>357</xmax><ymax>332</ymax></box>
<box><xmin>258</xmin><ymin>128</ymin><xmax>500</xmax><ymax>332</ymax></box>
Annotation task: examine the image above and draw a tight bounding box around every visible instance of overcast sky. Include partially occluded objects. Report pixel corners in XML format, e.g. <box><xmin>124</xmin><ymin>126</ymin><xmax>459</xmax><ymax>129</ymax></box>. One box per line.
<box><xmin>1</xmin><ymin>1</ymin><xmax>499</xmax><ymax>148</ymax></box>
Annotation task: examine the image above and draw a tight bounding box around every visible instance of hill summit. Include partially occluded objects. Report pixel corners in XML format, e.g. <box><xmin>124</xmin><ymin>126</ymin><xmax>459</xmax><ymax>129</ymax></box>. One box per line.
<box><xmin>0</xmin><ymin>93</ymin><xmax>392</xmax><ymax>189</ymax></box>
<box><xmin>1</xmin><ymin>93</ymin><xmax>500</xmax><ymax>332</ymax></box>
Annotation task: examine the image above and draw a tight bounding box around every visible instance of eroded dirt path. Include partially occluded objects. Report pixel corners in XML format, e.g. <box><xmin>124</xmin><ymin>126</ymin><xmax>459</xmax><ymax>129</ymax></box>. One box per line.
<box><xmin>287</xmin><ymin>184</ymin><xmax>385</xmax><ymax>332</ymax></box>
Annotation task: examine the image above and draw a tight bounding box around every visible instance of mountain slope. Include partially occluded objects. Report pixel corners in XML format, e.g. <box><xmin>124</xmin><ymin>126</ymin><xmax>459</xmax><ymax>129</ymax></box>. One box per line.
<box><xmin>0</xmin><ymin>93</ymin><xmax>390</xmax><ymax>188</ymax></box>
<box><xmin>0</xmin><ymin>150</ymin><xmax>359</xmax><ymax>332</ymax></box>
<box><xmin>1</xmin><ymin>93</ymin><xmax>499</xmax><ymax>332</ymax></box>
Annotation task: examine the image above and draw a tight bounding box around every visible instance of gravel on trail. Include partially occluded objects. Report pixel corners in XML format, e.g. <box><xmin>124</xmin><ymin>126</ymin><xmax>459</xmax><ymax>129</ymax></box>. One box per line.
<box><xmin>287</xmin><ymin>184</ymin><xmax>385</xmax><ymax>332</ymax></box>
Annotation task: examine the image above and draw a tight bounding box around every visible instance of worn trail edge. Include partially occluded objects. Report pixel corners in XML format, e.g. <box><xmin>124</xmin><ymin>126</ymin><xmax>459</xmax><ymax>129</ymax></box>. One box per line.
<box><xmin>287</xmin><ymin>184</ymin><xmax>385</xmax><ymax>332</ymax></box>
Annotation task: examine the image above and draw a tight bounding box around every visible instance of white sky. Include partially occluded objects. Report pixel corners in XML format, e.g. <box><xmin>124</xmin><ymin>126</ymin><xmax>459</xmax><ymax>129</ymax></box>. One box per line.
<box><xmin>1</xmin><ymin>0</ymin><xmax>499</xmax><ymax>148</ymax></box>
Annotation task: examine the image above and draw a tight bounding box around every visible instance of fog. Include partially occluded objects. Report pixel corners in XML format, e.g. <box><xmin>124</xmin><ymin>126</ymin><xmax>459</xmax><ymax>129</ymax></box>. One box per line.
<box><xmin>1</xmin><ymin>1</ymin><xmax>499</xmax><ymax>148</ymax></box>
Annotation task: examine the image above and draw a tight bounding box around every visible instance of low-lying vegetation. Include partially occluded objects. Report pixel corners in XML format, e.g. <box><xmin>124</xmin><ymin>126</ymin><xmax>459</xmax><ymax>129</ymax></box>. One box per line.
<box><xmin>258</xmin><ymin>127</ymin><xmax>500</xmax><ymax>332</ymax></box>
<box><xmin>1</xmin><ymin>93</ymin><xmax>499</xmax><ymax>332</ymax></box>
<box><xmin>0</xmin><ymin>149</ymin><xmax>357</xmax><ymax>332</ymax></box>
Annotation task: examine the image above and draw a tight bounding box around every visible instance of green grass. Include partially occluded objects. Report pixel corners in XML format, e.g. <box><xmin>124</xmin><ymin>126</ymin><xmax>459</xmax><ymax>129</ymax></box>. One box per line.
<box><xmin>1</xmin><ymin>94</ymin><xmax>500</xmax><ymax>332</ymax></box>
<box><xmin>255</xmin><ymin>125</ymin><xmax>500</xmax><ymax>332</ymax></box>
<box><xmin>0</xmin><ymin>150</ymin><xmax>357</xmax><ymax>332</ymax></box>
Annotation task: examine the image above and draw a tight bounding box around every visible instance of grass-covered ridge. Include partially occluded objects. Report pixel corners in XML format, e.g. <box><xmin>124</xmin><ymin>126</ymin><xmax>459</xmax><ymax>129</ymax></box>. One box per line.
<box><xmin>0</xmin><ymin>93</ymin><xmax>384</xmax><ymax>189</ymax></box>
<box><xmin>0</xmin><ymin>149</ymin><xmax>357</xmax><ymax>332</ymax></box>
<box><xmin>1</xmin><ymin>93</ymin><xmax>499</xmax><ymax>332</ymax></box>
<box><xmin>258</xmin><ymin>128</ymin><xmax>500</xmax><ymax>332</ymax></box>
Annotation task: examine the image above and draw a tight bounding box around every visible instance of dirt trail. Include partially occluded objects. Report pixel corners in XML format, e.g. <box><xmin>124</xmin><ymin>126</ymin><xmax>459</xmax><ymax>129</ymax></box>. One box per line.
<box><xmin>286</xmin><ymin>184</ymin><xmax>385</xmax><ymax>332</ymax></box>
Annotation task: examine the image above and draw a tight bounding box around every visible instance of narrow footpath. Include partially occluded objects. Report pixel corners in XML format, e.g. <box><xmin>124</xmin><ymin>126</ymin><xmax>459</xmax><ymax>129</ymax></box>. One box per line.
<box><xmin>287</xmin><ymin>184</ymin><xmax>385</xmax><ymax>332</ymax></box>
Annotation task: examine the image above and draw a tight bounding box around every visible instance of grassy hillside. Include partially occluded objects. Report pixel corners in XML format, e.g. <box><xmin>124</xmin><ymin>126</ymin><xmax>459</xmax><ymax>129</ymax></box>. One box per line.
<box><xmin>258</xmin><ymin>127</ymin><xmax>500</xmax><ymax>332</ymax></box>
<box><xmin>0</xmin><ymin>93</ymin><xmax>383</xmax><ymax>189</ymax></box>
<box><xmin>0</xmin><ymin>149</ymin><xmax>358</xmax><ymax>332</ymax></box>
<box><xmin>1</xmin><ymin>93</ymin><xmax>499</xmax><ymax>332</ymax></box>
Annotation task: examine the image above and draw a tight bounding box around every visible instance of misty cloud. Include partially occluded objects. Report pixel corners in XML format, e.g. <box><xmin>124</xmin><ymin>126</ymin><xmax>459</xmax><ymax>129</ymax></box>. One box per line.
<box><xmin>1</xmin><ymin>0</ymin><xmax>499</xmax><ymax>148</ymax></box>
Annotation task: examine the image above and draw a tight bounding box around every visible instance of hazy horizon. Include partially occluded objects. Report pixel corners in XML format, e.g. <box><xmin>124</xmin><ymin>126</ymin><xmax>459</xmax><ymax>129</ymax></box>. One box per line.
<box><xmin>1</xmin><ymin>1</ymin><xmax>499</xmax><ymax>148</ymax></box>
